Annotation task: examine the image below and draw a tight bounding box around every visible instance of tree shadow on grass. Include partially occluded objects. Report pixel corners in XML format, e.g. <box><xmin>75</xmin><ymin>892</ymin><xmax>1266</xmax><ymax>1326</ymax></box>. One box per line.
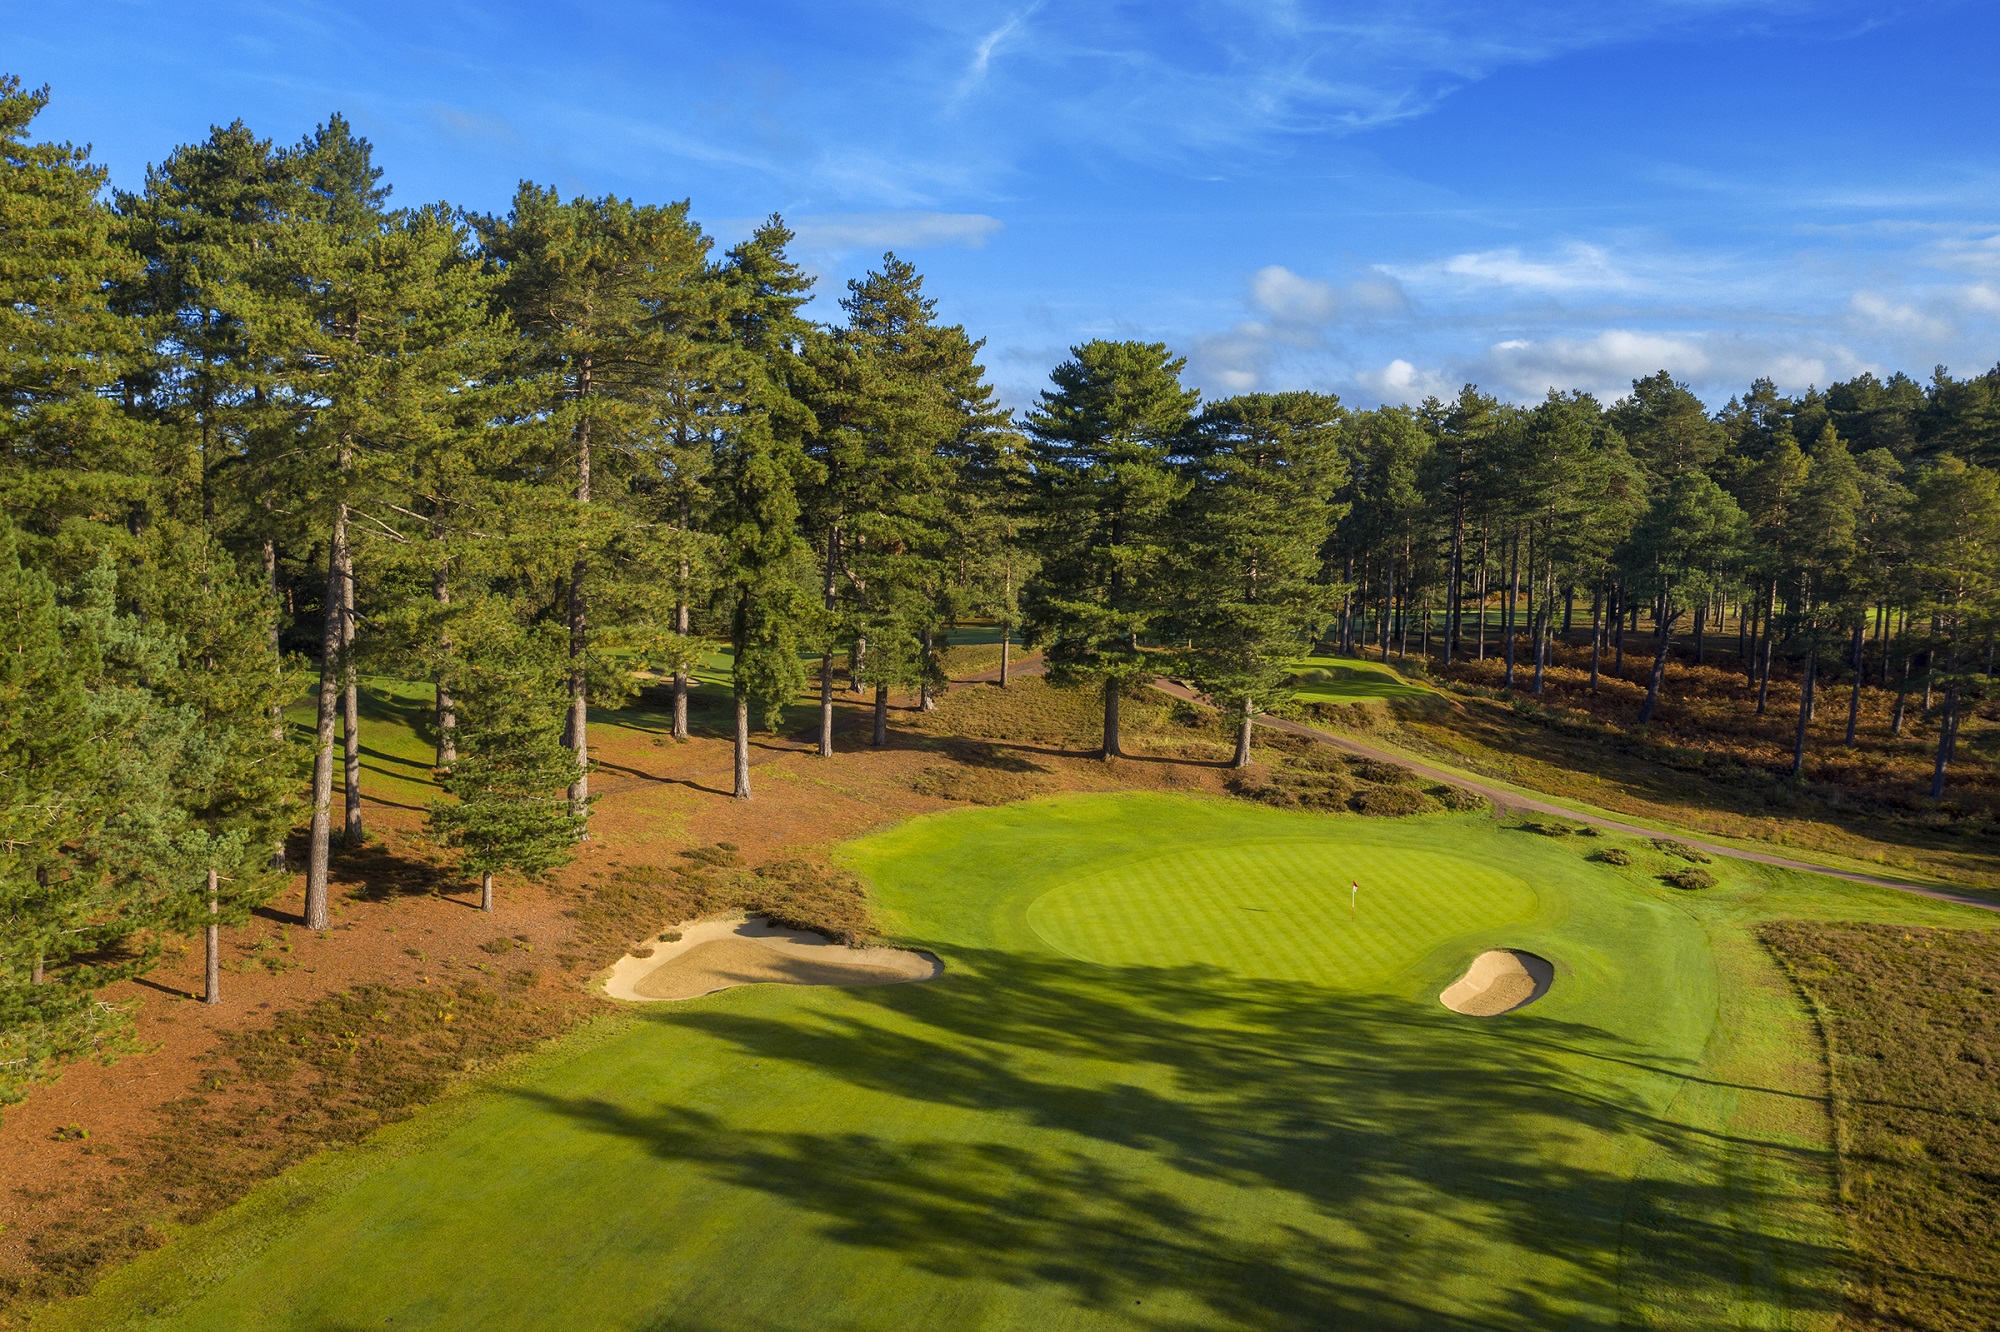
<box><xmin>519</xmin><ymin>948</ymin><xmax>1841</xmax><ymax>1329</ymax></box>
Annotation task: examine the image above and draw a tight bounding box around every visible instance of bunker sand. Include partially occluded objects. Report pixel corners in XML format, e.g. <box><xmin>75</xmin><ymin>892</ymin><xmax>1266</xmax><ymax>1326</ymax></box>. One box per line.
<box><xmin>1440</xmin><ymin>949</ymin><xmax>1554</xmax><ymax>1016</ymax></box>
<box><xmin>603</xmin><ymin>916</ymin><xmax>941</xmax><ymax>1002</ymax></box>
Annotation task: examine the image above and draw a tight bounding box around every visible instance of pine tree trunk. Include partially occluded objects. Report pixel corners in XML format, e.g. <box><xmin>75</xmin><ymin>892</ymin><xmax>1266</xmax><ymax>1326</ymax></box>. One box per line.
<box><xmin>341</xmin><ymin>551</ymin><xmax>362</xmax><ymax>844</ymax></box>
<box><xmin>818</xmin><ymin>652</ymin><xmax>835</xmax><ymax>757</ymax></box>
<box><xmin>1502</xmin><ymin>536</ymin><xmax>1517</xmax><ymax>687</ymax></box>
<box><xmin>566</xmin><ymin>553</ymin><xmax>590</xmax><ymax>819</ymax></box>
<box><xmin>850</xmin><ymin>635</ymin><xmax>867</xmax><ymax>693</ymax></box>
<box><xmin>819</xmin><ymin>525</ymin><xmax>838</xmax><ymax>755</ymax></box>
<box><xmin>1613</xmin><ymin>582</ymin><xmax>1624</xmax><ymax>674</ymax></box>
<box><xmin>31</xmin><ymin>952</ymin><xmax>43</xmax><ymax>985</ymax></box>
<box><xmin>1845</xmin><ymin>623</ymin><xmax>1864</xmax><ymax>746</ymax></box>
<box><xmin>1792</xmin><ymin>648</ymin><xmax>1817</xmax><ymax>777</ymax></box>
<box><xmin>567</xmin><ymin>394</ymin><xmax>592</xmax><ymax>821</ymax></box>
<box><xmin>481</xmin><ymin>870</ymin><xmax>494</xmax><ymax>913</ymax></box>
<box><xmin>1102</xmin><ymin>678</ymin><xmax>1123</xmax><ymax>759</ymax></box>
<box><xmin>204</xmin><ymin>868</ymin><xmax>221</xmax><ymax>1006</ymax></box>
<box><xmin>999</xmin><ymin>626</ymin><xmax>1010</xmax><ymax>687</ymax></box>
<box><xmin>671</xmin><ymin>593</ymin><xmax>690</xmax><ymax>741</ymax></box>
<box><xmin>434</xmin><ymin>564</ymin><xmax>456</xmax><ymax>770</ymax></box>
<box><xmin>733</xmin><ymin>686</ymin><xmax>752</xmax><ymax>800</ymax></box>
<box><xmin>305</xmin><ymin>502</ymin><xmax>347</xmax><ymax>932</ymax></box>
<box><xmin>1638</xmin><ymin>605</ymin><xmax>1674</xmax><ymax>724</ymax></box>
<box><xmin>1589</xmin><ymin>584</ymin><xmax>1603</xmax><ymax>694</ymax></box>
<box><xmin>1892</xmin><ymin>647</ymin><xmax>1910</xmax><ymax>736</ymax></box>
<box><xmin>265</xmin><ymin>532</ymin><xmax>287</xmax><ymax>870</ymax></box>
<box><xmin>265</xmin><ymin>534</ymin><xmax>284</xmax><ymax>744</ymax></box>
<box><xmin>1930</xmin><ymin>684</ymin><xmax>1958</xmax><ymax>798</ymax></box>
<box><xmin>919</xmin><ymin>628</ymin><xmax>936</xmax><ymax>712</ymax></box>
<box><xmin>1232</xmin><ymin>699</ymin><xmax>1254</xmax><ymax>768</ymax></box>
<box><xmin>1693</xmin><ymin>601</ymin><xmax>1706</xmax><ymax>665</ymax></box>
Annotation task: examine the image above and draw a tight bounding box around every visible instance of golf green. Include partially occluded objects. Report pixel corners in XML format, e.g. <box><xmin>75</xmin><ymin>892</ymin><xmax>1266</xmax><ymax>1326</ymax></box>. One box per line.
<box><xmin>46</xmin><ymin>793</ymin><xmax>1998</xmax><ymax>1330</ymax></box>
<box><xmin>1025</xmin><ymin>843</ymin><xmax>1536</xmax><ymax>985</ymax></box>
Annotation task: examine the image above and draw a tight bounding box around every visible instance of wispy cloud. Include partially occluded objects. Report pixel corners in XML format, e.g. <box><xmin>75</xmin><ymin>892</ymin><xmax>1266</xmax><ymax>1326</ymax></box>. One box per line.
<box><xmin>1428</xmin><ymin>243</ymin><xmax>1634</xmax><ymax>293</ymax></box>
<box><xmin>787</xmin><ymin>211</ymin><xmax>1004</xmax><ymax>251</ymax></box>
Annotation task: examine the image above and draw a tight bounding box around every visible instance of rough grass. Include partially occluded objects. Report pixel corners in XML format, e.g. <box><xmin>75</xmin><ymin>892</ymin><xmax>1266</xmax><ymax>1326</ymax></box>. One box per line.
<box><xmin>1</xmin><ymin>975</ymin><xmax>587</xmax><ymax>1309</ymax></box>
<box><xmin>1761</xmin><ymin>923</ymin><xmax>2000</xmax><ymax>1332</ymax></box>
<box><xmin>561</xmin><ymin>845</ymin><xmax>874</xmax><ymax>955</ymax></box>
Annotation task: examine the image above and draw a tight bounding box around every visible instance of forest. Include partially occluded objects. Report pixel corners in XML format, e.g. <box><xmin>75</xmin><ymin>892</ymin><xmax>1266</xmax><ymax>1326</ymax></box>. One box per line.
<box><xmin>5</xmin><ymin>71</ymin><xmax>2000</xmax><ymax>1107</ymax></box>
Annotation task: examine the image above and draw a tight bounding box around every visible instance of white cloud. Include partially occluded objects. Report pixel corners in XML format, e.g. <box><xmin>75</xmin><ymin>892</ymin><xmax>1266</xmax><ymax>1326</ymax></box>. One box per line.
<box><xmin>1849</xmin><ymin>290</ymin><xmax>1953</xmax><ymax>341</ymax></box>
<box><xmin>1250</xmin><ymin>266</ymin><xmax>1341</xmax><ymax>325</ymax></box>
<box><xmin>1427</xmin><ymin>242</ymin><xmax>1633</xmax><ymax>293</ymax></box>
<box><xmin>1189</xmin><ymin>322</ymin><xmax>1275</xmax><ymax>392</ymax></box>
<box><xmin>1932</xmin><ymin>232</ymin><xmax>2000</xmax><ymax>277</ymax></box>
<box><xmin>787</xmin><ymin>211</ymin><xmax>1004</xmax><ymax>251</ymax></box>
<box><xmin>1358</xmin><ymin>357</ymin><xmax>1451</xmax><ymax>404</ymax></box>
<box><xmin>1959</xmin><ymin>283</ymin><xmax>2000</xmax><ymax>315</ymax></box>
<box><xmin>1248</xmin><ymin>264</ymin><xmax>1410</xmax><ymax>326</ymax></box>
<box><xmin>1485</xmin><ymin>330</ymin><xmax>1710</xmax><ymax>400</ymax></box>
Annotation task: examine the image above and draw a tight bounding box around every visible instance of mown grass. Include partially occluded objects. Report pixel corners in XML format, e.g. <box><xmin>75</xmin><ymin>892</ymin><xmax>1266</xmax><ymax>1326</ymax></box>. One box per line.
<box><xmin>1285</xmin><ymin>654</ymin><xmax>1435</xmax><ymax>703</ymax></box>
<box><xmin>41</xmin><ymin>793</ymin><xmax>1999</xmax><ymax>1331</ymax></box>
<box><xmin>1761</xmin><ymin>923</ymin><xmax>2000</xmax><ymax>1331</ymax></box>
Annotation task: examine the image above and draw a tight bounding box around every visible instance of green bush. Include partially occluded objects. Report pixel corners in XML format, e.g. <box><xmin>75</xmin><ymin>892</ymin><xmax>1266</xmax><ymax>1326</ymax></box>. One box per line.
<box><xmin>1663</xmin><ymin>867</ymin><xmax>1716</xmax><ymax>891</ymax></box>
<box><xmin>1351</xmin><ymin>786</ymin><xmax>1437</xmax><ymax>818</ymax></box>
<box><xmin>1428</xmin><ymin>784</ymin><xmax>1488</xmax><ymax>812</ymax></box>
<box><xmin>1652</xmin><ymin>839</ymin><xmax>1712</xmax><ymax>864</ymax></box>
<box><xmin>1596</xmin><ymin>847</ymin><xmax>1633</xmax><ymax>866</ymax></box>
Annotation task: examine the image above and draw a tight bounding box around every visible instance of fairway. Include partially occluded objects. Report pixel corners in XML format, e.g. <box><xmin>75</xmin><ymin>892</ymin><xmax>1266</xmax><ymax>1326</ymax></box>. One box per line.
<box><xmin>47</xmin><ymin>794</ymin><xmax>2000</xmax><ymax>1330</ymax></box>
<box><xmin>1285</xmin><ymin>655</ymin><xmax>1433</xmax><ymax>702</ymax></box>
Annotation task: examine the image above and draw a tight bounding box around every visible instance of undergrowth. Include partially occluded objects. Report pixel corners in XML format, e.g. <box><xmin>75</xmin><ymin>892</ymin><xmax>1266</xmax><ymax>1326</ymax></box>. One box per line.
<box><xmin>0</xmin><ymin>976</ymin><xmax>588</xmax><ymax>1314</ymax></box>
<box><xmin>1761</xmin><ymin>922</ymin><xmax>2000</xmax><ymax>1332</ymax></box>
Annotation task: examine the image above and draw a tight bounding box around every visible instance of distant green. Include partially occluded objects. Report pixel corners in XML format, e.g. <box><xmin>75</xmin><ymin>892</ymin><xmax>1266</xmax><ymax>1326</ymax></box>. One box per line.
<box><xmin>1285</xmin><ymin>653</ymin><xmax>1433</xmax><ymax>702</ymax></box>
<box><xmin>47</xmin><ymin>793</ymin><xmax>1999</xmax><ymax>1330</ymax></box>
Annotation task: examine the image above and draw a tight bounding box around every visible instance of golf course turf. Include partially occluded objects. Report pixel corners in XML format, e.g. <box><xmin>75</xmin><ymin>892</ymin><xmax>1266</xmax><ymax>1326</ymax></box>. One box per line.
<box><xmin>46</xmin><ymin>793</ymin><xmax>2000</xmax><ymax>1330</ymax></box>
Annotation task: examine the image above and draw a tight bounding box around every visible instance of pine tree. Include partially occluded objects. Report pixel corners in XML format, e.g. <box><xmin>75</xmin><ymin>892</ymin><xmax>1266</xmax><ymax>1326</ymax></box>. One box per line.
<box><xmin>1175</xmin><ymin>392</ymin><xmax>1346</xmax><ymax>765</ymax></box>
<box><xmin>237</xmin><ymin>122</ymin><xmax>506</xmax><ymax>929</ymax></box>
<box><xmin>137</xmin><ymin>528</ymin><xmax>298</xmax><ymax>1002</ymax></box>
<box><xmin>427</xmin><ymin>621</ymin><xmax>583</xmax><ymax>911</ymax></box>
<box><xmin>0</xmin><ymin>77</ymin><xmax>147</xmax><ymax>554</ymax></box>
<box><xmin>476</xmin><ymin>185</ymin><xmax>717</xmax><ymax>817</ymax></box>
<box><xmin>711</xmin><ymin>221</ymin><xmax>815</xmax><ymax>798</ymax></box>
<box><xmin>1023</xmin><ymin>341</ymin><xmax>1197</xmax><ymax>757</ymax></box>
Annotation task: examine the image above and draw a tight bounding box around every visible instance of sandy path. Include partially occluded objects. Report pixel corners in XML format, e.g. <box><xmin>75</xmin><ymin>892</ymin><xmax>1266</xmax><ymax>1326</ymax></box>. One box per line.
<box><xmin>1146</xmin><ymin>678</ymin><xmax>2000</xmax><ymax>914</ymax></box>
<box><xmin>603</xmin><ymin>915</ymin><xmax>941</xmax><ymax>1003</ymax></box>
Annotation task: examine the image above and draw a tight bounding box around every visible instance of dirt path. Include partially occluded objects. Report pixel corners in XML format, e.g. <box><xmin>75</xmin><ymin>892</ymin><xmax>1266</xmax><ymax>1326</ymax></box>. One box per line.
<box><xmin>1144</xmin><ymin>678</ymin><xmax>1999</xmax><ymax>914</ymax></box>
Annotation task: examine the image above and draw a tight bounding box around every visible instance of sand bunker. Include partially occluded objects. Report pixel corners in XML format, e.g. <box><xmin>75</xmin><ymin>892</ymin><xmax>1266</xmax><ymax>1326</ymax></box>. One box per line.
<box><xmin>602</xmin><ymin>916</ymin><xmax>941</xmax><ymax>1003</ymax></box>
<box><xmin>1439</xmin><ymin>949</ymin><xmax>1554</xmax><ymax>1016</ymax></box>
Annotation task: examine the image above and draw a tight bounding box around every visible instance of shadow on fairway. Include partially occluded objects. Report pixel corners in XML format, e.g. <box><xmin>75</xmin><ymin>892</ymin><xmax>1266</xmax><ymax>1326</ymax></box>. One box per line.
<box><xmin>517</xmin><ymin>947</ymin><xmax>1840</xmax><ymax>1329</ymax></box>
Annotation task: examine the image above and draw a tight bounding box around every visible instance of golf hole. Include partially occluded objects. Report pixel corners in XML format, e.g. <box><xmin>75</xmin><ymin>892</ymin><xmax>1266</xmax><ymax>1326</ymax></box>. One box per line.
<box><xmin>1439</xmin><ymin>949</ymin><xmax>1554</xmax><ymax>1016</ymax></box>
<box><xmin>603</xmin><ymin>916</ymin><xmax>942</xmax><ymax>1002</ymax></box>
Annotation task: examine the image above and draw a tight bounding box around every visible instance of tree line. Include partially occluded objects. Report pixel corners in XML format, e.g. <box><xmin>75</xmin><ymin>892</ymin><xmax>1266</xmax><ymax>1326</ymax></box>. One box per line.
<box><xmin>4</xmin><ymin>75</ymin><xmax>1999</xmax><ymax>1103</ymax></box>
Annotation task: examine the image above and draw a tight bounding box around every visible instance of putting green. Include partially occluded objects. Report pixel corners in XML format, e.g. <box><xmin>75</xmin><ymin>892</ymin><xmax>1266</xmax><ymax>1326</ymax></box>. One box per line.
<box><xmin>1026</xmin><ymin>843</ymin><xmax>1536</xmax><ymax>985</ymax></box>
<box><xmin>45</xmin><ymin>792</ymin><xmax>2000</xmax><ymax>1331</ymax></box>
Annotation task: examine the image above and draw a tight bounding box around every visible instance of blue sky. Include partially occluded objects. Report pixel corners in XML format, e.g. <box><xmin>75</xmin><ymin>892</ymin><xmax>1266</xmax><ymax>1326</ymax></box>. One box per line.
<box><xmin>22</xmin><ymin>1</ymin><xmax>2000</xmax><ymax>410</ymax></box>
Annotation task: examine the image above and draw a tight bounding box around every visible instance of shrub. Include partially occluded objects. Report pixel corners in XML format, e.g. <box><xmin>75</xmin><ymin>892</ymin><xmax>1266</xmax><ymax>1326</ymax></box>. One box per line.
<box><xmin>1352</xmin><ymin>786</ymin><xmax>1437</xmax><ymax>817</ymax></box>
<box><xmin>1663</xmin><ymin>867</ymin><xmax>1717</xmax><ymax>891</ymax></box>
<box><xmin>1520</xmin><ymin>819</ymin><xmax>1576</xmax><ymax>837</ymax></box>
<box><xmin>1597</xmin><ymin>847</ymin><xmax>1633</xmax><ymax>866</ymax></box>
<box><xmin>658</xmin><ymin>930</ymin><xmax>681</xmax><ymax>943</ymax></box>
<box><xmin>1652</xmin><ymin>839</ymin><xmax>1712</xmax><ymax>864</ymax></box>
<box><xmin>1349</xmin><ymin>758</ymin><xmax>1415</xmax><ymax>786</ymax></box>
<box><xmin>1428</xmin><ymin>783</ymin><xmax>1489</xmax><ymax>812</ymax></box>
